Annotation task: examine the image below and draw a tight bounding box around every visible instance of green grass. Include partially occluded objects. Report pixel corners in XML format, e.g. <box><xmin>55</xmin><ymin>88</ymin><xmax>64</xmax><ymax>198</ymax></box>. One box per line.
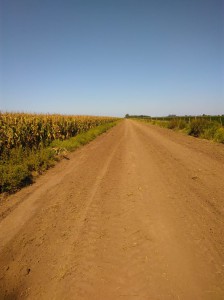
<box><xmin>137</xmin><ymin>118</ymin><xmax>224</xmax><ymax>144</ymax></box>
<box><xmin>51</xmin><ymin>121</ymin><xmax>116</xmax><ymax>151</ymax></box>
<box><xmin>0</xmin><ymin>121</ymin><xmax>118</xmax><ymax>194</ymax></box>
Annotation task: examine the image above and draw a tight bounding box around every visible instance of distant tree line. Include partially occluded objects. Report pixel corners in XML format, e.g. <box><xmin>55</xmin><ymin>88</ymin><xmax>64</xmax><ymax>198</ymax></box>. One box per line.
<box><xmin>125</xmin><ymin>114</ymin><xmax>224</xmax><ymax>125</ymax></box>
<box><xmin>125</xmin><ymin>114</ymin><xmax>151</xmax><ymax>119</ymax></box>
<box><xmin>125</xmin><ymin>114</ymin><xmax>224</xmax><ymax>118</ymax></box>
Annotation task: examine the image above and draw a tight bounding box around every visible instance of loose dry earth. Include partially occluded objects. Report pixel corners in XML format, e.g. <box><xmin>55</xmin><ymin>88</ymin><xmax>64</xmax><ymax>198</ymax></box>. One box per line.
<box><xmin>0</xmin><ymin>119</ymin><xmax>224</xmax><ymax>300</ymax></box>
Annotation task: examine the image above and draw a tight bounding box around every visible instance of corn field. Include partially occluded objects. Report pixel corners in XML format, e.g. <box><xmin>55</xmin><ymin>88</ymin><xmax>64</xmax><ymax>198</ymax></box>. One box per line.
<box><xmin>0</xmin><ymin>113</ymin><xmax>117</xmax><ymax>155</ymax></box>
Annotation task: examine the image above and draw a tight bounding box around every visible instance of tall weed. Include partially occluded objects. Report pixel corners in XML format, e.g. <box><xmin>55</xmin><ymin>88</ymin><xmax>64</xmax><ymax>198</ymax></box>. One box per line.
<box><xmin>214</xmin><ymin>127</ymin><xmax>224</xmax><ymax>143</ymax></box>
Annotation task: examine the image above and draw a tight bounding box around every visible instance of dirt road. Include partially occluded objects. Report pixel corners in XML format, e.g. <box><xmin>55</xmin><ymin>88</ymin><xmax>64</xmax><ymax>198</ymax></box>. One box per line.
<box><xmin>0</xmin><ymin>119</ymin><xmax>224</xmax><ymax>300</ymax></box>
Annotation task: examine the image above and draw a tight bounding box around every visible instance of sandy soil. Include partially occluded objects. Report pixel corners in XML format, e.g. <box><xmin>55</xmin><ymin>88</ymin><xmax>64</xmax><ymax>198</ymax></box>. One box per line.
<box><xmin>0</xmin><ymin>119</ymin><xmax>224</xmax><ymax>300</ymax></box>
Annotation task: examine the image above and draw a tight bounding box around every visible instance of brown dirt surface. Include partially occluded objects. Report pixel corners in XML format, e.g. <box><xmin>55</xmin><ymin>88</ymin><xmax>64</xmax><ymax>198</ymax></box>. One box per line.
<box><xmin>0</xmin><ymin>119</ymin><xmax>224</xmax><ymax>300</ymax></box>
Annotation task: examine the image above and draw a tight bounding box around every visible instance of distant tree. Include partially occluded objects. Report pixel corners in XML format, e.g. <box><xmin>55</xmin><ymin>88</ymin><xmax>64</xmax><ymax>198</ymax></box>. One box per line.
<box><xmin>125</xmin><ymin>114</ymin><xmax>130</xmax><ymax>118</ymax></box>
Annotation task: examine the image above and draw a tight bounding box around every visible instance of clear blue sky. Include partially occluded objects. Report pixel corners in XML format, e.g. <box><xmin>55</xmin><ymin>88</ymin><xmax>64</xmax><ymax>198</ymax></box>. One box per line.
<box><xmin>0</xmin><ymin>0</ymin><xmax>223</xmax><ymax>116</ymax></box>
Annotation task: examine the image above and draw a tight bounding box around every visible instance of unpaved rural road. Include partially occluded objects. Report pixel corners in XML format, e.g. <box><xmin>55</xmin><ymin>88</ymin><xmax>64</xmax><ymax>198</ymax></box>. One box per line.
<box><xmin>0</xmin><ymin>120</ymin><xmax>224</xmax><ymax>300</ymax></box>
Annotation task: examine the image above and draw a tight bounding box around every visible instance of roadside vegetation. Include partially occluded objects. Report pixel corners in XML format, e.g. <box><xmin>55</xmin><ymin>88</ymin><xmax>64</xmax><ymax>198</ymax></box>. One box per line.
<box><xmin>0</xmin><ymin>113</ymin><xmax>118</xmax><ymax>193</ymax></box>
<box><xmin>127</xmin><ymin>115</ymin><xmax>224</xmax><ymax>144</ymax></box>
